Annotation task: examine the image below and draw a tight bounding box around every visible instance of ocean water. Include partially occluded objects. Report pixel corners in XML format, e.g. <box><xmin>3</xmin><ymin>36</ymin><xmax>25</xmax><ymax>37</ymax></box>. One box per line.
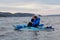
<box><xmin>0</xmin><ymin>16</ymin><xmax>60</xmax><ymax>40</ymax></box>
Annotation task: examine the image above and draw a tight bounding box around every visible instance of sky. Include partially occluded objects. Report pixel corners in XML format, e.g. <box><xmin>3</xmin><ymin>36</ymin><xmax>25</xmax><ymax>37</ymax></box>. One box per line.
<box><xmin>0</xmin><ymin>0</ymin><xmax>60</xmax><ymax>15</ymax></box>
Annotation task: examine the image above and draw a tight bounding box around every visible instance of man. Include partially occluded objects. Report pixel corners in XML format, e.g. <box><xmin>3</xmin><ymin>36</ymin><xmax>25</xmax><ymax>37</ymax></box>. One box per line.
<box><xmin>28</xmin><ymin>16</ymin><xmax>40</xmax><ymax>27</ymax></box>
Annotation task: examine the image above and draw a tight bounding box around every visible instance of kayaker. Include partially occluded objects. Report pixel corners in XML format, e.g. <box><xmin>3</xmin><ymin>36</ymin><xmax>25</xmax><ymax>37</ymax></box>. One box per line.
<box><xmin>28</xmin><ymin>16</ymin><xmax>40</xmax><ymax>27</ymax></box>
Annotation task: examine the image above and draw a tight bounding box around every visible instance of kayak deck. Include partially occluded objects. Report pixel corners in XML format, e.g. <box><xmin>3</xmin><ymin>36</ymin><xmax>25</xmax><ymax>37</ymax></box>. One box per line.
<box><xmin>13</xmin><ymin>25</ymin><xmax>54</xmax><ymax>31</ymax></box>
<box><xmin>16</xmin><ymin>28</ymin><xmax>54</xmax><ymax>31</ymax></box>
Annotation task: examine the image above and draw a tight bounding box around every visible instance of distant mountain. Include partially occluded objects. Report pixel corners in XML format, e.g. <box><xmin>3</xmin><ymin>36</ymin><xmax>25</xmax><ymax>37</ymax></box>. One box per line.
<box><xmin>0</xmin><ymin>12</ymin><xmax>13</xmax><ymax>17</ymax></box>
<box><xmin>0</xmin><ymin>12</ymin><xmax>35</xmax><ymax>17</ymax></box>
<box><xmin>14</xmin><ymin>13</ymin><xmax>35</xmax><ymax>17</ymax></box>
<box><xmin>46</xmin><ymin>14</ymin><xmax>60</xmax><ymax>16</ymax></box>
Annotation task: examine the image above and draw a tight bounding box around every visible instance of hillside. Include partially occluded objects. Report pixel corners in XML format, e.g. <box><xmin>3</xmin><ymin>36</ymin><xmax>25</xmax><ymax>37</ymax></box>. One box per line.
<box><xmin>0</xmin><ymin>12</ymin><xmax>35</xmax><ymax>17</ymax></box>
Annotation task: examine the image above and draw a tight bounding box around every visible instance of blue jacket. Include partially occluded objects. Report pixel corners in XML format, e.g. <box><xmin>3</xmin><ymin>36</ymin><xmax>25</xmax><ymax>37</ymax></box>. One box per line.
<box><xmin>31</xmin><ymin>18</ymin><xmax>40</xmax><ymax>26</ymax></box>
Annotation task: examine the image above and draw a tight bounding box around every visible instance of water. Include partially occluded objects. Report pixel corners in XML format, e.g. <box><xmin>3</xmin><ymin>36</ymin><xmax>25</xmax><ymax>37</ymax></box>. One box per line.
<box><xmin>0</xmin><ymin>16</ymin><xmax>60</xmax><ymax>40</ymax></box>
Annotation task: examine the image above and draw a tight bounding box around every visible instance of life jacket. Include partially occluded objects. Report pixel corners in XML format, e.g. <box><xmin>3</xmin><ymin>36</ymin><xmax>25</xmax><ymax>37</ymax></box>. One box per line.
<box><xmin>31</xmin><ymin>18</ymin><xmax>40</xmax><ymax>26</ymax></box>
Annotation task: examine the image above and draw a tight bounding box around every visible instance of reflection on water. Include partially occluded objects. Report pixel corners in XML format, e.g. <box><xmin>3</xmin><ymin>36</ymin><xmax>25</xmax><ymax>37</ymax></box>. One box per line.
<box><xmin>32</xmin><ymin>31</ymin><xmax>39</xmax><ymax>40</ymax></box>
<box><xmin>0</xmin><ymin>17</ymin><xmax>60</xmax><ymax>40</ymax></box>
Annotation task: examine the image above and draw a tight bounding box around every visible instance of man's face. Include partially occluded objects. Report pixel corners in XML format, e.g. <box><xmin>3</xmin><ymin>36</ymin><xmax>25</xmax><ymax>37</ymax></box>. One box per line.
<box><xmin>32</xmin><ymin>16</ymin><xmax>36</xmax><ymax>20</ymax></box>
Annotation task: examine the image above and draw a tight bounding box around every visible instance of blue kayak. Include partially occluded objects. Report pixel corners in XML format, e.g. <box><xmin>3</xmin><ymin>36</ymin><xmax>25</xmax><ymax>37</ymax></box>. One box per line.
<box><xmin>13</xmin><ymin>24</ymin><xmax>54</xmax><ymax>31</ymax></box>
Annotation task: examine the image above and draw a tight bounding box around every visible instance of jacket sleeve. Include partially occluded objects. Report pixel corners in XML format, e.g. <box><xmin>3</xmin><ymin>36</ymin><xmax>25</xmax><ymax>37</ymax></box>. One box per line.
<box><xmin>31</xmin><ymin>18</ymin><xmax>34</xmax><ymax>22</ymax></box>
